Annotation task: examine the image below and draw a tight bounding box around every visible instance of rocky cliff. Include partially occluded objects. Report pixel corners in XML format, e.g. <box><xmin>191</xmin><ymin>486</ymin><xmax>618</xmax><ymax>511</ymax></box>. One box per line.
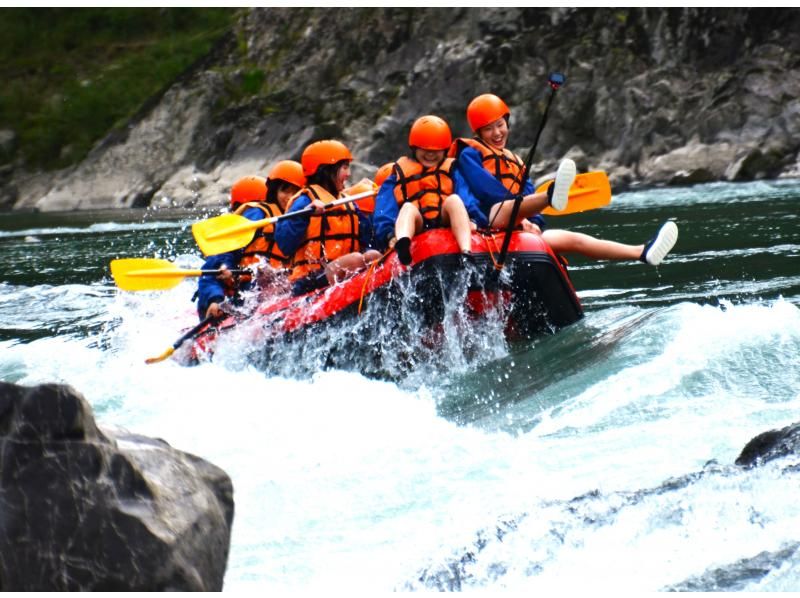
<box><xmin>7</xmin><ymin>7</ymin><xmax>800</xmax><ymax>212</ymax></box>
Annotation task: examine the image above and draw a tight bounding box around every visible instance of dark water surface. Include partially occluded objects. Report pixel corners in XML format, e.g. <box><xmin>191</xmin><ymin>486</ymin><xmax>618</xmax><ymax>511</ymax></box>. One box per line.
<box><xmin>1</xmin><ymin>179</ymin><xmax>799</xmax><ymax>591</ymax></box>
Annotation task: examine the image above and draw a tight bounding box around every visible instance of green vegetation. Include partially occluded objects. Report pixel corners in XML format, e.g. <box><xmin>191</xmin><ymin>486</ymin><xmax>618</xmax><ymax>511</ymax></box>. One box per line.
<box><xmin>0</xmin><ymin>8</ymin><xmax>237</xmax><ymax>170</ymax></box>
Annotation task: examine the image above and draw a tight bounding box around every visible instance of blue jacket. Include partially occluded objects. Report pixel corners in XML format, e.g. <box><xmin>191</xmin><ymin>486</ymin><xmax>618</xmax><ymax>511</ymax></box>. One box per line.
<box><xmin>454</xmin><ymin>144</ymin><xmax>546</xmax><ymax>230</ymax></box>
<box><xmin>274</xmin><ymin>191</ymin><xmax>375</xmax><ymax>257</ymax></box>
<box><xmin>195</xmin><ymin>206</ymin><xmax>263</xmax><ymax>319</ymax></box>
<box><xmin>372</xmin><ymin>167</ymin><xmax>489</xmax><ymax>252</ymax></box>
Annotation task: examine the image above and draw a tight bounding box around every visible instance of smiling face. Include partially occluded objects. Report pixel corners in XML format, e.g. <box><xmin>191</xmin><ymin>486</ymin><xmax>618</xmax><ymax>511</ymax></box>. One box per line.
<box><xmin>414</xmin><ymin>147</ymin><xmax>446</xmax><ymax>170</ymax></box>
<box><xmin>275</xmin><ymin>183</ymin><xmax>300</xmax><ymax>211</ymax></box>
<box><xmin>477</xmin><ymin>116</ymin><xmax>509</xmax><ymax>150</ymax></box>
<box><xmin>334</xmin><ymin>161</ymin><xmax>351</xmax><ymax>192</ymax></box>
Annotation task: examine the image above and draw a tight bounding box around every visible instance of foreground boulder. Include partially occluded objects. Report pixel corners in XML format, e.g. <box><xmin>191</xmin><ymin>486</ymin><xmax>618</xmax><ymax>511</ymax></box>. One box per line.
<box><xmin>735</xmin><ymin>421</ymin><xmax>800</xmax><ymax>468</ymax></box>
<box><xmin>0</xmin><ymin>382</ymin><xmax>234</xmax><ymax>591</ymax></box>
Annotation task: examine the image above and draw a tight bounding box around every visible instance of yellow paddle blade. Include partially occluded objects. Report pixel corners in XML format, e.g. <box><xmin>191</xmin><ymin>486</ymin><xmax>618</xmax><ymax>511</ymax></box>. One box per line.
<box><xmin>145</xmin><ymin>346</ymin><xmax>175</xmax><ymax>365</ymax></box>
<box><xmin>110</xmin><ymin>258</ymin><xmax>203</xmax><ymax>291</ymax></box>
<box><xmin>192</xmin><ymin>212</ymin><xmax>268</xmax><ymax>256</ymax></box>
<box><xmin>539</xmin><ymin>171</ymin><xmax>612</xmax><ymax>216</ymax></box>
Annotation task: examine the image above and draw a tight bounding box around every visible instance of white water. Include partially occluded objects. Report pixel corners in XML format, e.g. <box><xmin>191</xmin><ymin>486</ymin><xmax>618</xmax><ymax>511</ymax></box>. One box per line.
<box><xmin>4</xmin><ymin>273</ymin><xmax>800</xmax><ymax>591</ymax></box>
<box><xmin>3</xmin><ymin>180</ymin><xmax>800</xmax><ymax>590</ymax></box>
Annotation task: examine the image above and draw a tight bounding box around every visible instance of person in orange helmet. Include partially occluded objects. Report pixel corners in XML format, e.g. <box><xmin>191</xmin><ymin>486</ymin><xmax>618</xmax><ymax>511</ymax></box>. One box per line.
<box><xmin>228</xmin><ymin>175</ymin><xmax>267</xmax><ymax>212</ymax></box>
<box><xmin>374</xmin><ymin>162</ymin><xmax>394</xmax><ymax>188</ymax></box>
<box><xmin>453</xmin><ymin>93</ymin><xmax>678</xmax><ymax>265</ymax></box>
<box><xmin>196</xmin><ymin>162</ymin><xmax>305</xmax><ymax>320</ymax></box>
<box><xmin>372</xmin><ymin>115</ymin><xmax>487</xmax><ymax>265</ymax></box>
<box><xmin>275</xmin><ymin>140</ymin><xmax>381</xmax><ymax>295</ymax></box>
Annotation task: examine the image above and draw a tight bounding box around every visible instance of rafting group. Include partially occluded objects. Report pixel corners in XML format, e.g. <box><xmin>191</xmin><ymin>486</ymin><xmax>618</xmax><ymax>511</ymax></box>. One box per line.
<box><xmin>187</xmin><ymin>91</ymin><xmax>679</xmax><ymax>324</ymax></box>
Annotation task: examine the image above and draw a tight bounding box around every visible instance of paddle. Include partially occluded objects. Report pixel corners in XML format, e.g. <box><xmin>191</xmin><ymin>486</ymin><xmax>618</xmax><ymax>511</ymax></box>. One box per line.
<box><xmin>192</xmin><ymin>189</ymin><xmax>376</xmax><ymax>257</ymax></box>
<box><xmin>145</xmin><ymin>314</ymin><xmax>218</xmax><ymax>364</ymax></box>
<box><xmin>539</xmin><ymin>171</ymin><xmax>611</xmax><ymax>216</ymax></box>
<box><xmin>110</xmin><ymin>258</ymin><xmax>249</xmax><ymax>292</ymax></box>
<box><xmin>494</xmin><ymin>71</ymin><xmax>565</xmax><ymax>271</ymax></box>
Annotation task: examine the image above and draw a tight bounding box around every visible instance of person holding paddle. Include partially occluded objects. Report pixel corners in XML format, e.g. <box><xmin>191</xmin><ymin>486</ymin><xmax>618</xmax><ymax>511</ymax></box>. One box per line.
<box><xmin>275</xmin><ymin>139</ymin><xmax>381</xmax><ymax>295</ymax></box>
<box><xmin>454</xmin><ymin>93</ymin><xmax>678</xmax><ymax>265</ymax></box>
<box><xmin>197</xmin><ymin>161</ymin><xmax>305</xmax><ymax>319</ymax></box>
<box><xmin>372</xmin><ymin>115</ymin><xmax>487</xmax><ymax>265</ymax></box>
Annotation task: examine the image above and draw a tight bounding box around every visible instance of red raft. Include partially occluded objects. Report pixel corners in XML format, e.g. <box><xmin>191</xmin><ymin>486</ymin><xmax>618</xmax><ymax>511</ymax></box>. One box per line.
<box><xmin>177</xmin><ymin>228</ymin><xmax>583</xmax><ymax>372</ymax></box>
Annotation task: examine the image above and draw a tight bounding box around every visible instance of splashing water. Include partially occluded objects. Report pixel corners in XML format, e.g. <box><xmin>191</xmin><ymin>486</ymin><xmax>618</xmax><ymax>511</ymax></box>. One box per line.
<box><xmin>1</xmin><ymin>181</ymin><xmax>800</xmax><ymax>590</ymax></box>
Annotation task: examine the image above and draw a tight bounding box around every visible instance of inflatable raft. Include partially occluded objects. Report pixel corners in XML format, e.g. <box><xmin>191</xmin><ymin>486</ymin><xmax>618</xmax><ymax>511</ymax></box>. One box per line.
<box><xmin>175</xmin><ymin>228</ymin><xmax>583</xmax><ymax>373</ymax></box>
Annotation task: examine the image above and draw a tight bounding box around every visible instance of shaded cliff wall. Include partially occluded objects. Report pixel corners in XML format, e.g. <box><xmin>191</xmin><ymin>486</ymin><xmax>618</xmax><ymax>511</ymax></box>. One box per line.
<box><xmin>10</xmin><ymin>7</ymin><xmax>800</xmax><ymax>212</ymax></box>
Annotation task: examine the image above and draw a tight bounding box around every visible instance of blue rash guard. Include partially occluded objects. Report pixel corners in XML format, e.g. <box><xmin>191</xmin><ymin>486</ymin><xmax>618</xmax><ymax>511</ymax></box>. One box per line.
<box><xmin>195</xmin><ymin>205</ymin><xmax>263</xmax><ymax>319</ymax></box>
<box><xmin>274</xmin><ymin>192</ymin><xmax>375</xmax><ymax>258</ymax></box>
<box><xmin>372</xmin><ymin>167</ymin><xmax>489</xmax><ymax>252</ymax></box>
<box><xmin>454</xmin><ymin>144</ymin><xmax>546</xmax><ymax>231</ymax></box>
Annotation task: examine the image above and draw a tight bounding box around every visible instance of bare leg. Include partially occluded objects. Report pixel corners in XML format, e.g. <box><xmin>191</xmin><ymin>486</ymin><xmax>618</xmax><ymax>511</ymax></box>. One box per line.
<box><xmin>395</xmin><ymin>202</ymin><xmax>424</xmax><ymax>242</ymax></box>
<box><xmin>440</xmin><ymin>194</ymin><xmax>473</xmax><ymax>253</ymax></box>
<box><xmin>325</xmin><ymin>250</ymin><xmax>382</xmax><ymax>284</ymax></box>
<box><xmin>488</xmin><ymin>158</ymin><xmax>576</xmax><ymax>229</ymax></box>
<box><xmin>489</xmin><ymin>192</ymin><xmax>550</xmax><ymax>229</ymax></box>
<box><xmin>542</xmin><ymin>229</ymin><xmax>643</xmax><ymax>261</ymax></box>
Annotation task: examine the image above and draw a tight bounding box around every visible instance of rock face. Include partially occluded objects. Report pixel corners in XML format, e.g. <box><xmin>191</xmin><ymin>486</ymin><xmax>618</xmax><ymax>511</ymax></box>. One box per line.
<box><xmin>8</xmin><ymin>7</ymin><xmax>800</xmax><ymax>211</ymax></box>
<box><xmin>0</xmin><ymin>382</ymin><xmax>234</xmax><ymax>591</ymax></box>
<box><xmin>735</xmin><ymin>421</ymin><xmax>800</xmax><ymax>468</ymax></box>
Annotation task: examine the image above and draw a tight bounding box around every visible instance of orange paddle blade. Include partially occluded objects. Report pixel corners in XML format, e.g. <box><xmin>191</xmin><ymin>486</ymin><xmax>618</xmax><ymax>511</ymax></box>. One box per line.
<box><xmin>538</xmin><ymin>171</ymin><xmax>612</xmax><ymax>216</ymax></box>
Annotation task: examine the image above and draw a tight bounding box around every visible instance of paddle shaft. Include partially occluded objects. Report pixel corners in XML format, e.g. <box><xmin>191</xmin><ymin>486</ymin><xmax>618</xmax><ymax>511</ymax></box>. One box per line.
<box><xmin>204</xmin><ymin>189</ymin><xmax>376</xmax><ymax>242</ymax></box>
<box><xmin>145</xmin><ymin>315</ymin><xmax>218</xmax><ymax>364</ymax></box>
<box><xmin>494</xmin><ymin>73</ymin><xmax>564</xmax><ymax>271</ymax></box>
<box><xmin>124</xmin><ymin>267</ymin><xmax>250</xmax><ymax>279</ymax></box>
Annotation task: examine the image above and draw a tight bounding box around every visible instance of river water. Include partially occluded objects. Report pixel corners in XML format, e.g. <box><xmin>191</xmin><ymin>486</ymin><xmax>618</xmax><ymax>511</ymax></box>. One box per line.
<box><xmin>1</xmin><ymin>179</ymin><xmax>799</xmax><ymax>591</ymax></box>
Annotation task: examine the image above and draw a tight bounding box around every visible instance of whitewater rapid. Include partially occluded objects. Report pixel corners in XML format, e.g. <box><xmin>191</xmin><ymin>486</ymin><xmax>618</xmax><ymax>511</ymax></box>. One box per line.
<box><xmin>3</xmin><ymin>179</ymin><xmax>800</xmax><ymax>590</ymax></box>
<box><xmin>3</xmin><ymin>272</ymin><xmax>799</xmax><ymax>590</ymax></box>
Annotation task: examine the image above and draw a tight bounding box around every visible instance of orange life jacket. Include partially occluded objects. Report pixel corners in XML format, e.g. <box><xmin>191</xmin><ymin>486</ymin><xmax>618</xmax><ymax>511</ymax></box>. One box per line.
<box><xmin>234</xmin><ymin>201</ymin><xmax>291</xmax><ymax>269</ymax></box>
<box><xmin>343</xmin><ymin>179</ymin><xmax>378</xmax><ymax>214</ymax></box>
<box><xmin>392</xmin><ymin>156</ymin><xmax>455</xmax><ymax>226</ymax></box>
<box><xmin>454</xmin><ymin>137</ymin><xmax>526</xmax><ymax>194</ymax></box>
<box><xmin>287</xmin><ymin>184</ymin><xmax>361</xmax><ymax>281</ymax></box>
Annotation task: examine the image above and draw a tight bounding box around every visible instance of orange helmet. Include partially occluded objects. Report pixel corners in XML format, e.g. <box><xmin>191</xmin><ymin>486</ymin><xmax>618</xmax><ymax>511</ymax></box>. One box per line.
<box><xmin>374</xmin><ymin>162</ymin><xmax>394</xmax><ymax>188</ymax></box>
<box><xmin>301</xmin><ymin>140</ymin><xmax>353</xmax><ymax>177</ymax></box>
<box><xmin>267</xmin><ymin>160</ymin><xmax>306</xmax><ymax>189</ymax></box>
<box><xmin>408</xmin><ymin>115</ymin><xmax>452</xmax><ymax>151</ymax></box>
<box><xmin>467</xmin><ymin>93</ymin><xmax>510</xmax><ymax>132</ymax></box>
<box><xmin>230</xmin><ymin>175</ymin><xmax>267</xmax><ymax>209</ymax></box>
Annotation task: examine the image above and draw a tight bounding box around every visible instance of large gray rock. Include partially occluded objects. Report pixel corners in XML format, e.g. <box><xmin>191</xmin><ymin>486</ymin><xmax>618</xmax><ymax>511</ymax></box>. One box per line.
<box><xmin>16</xmin><ymin>70</ymin><xmax>228</xmax><ymax>212</ymax></box>
<box><xmin>0</xmin><ymin>382</ymin><xmax>234</xmax><ymax>591</ymax></box>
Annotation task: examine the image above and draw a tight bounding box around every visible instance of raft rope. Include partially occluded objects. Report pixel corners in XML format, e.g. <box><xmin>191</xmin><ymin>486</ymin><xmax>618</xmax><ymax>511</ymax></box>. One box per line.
<box><xmin>483</xmin><ymin>231</ymin><xmax>504</xmax><ymax>270</ymax></box>
<box><xmin>357</xmin><ymin>247</ymin><xmax>393</xmax><ymax>315</ymax></box>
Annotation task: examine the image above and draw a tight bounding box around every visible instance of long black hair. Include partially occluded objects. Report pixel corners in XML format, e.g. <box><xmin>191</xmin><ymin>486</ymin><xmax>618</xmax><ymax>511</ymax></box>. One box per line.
<box><xmin>266</xmin><ymin>178</ymin><xmax>299</xmax><ymax>205</ymax></box>
<box><xmin>308</xmin><ymin>160</ymin><xmax>348</xmax><ymax>195</ymax></box>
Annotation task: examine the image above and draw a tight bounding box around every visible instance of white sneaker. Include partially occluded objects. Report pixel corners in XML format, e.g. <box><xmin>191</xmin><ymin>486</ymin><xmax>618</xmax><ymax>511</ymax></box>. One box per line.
<box><xmin>549</xmin><ymin>159</ymin><xmax>576</xmax><ymax>212</ymax></box>
<box><xmin>642</xmin><ymin>220</ymin><xmax>678</xmax><ymax>266</ymax></box>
